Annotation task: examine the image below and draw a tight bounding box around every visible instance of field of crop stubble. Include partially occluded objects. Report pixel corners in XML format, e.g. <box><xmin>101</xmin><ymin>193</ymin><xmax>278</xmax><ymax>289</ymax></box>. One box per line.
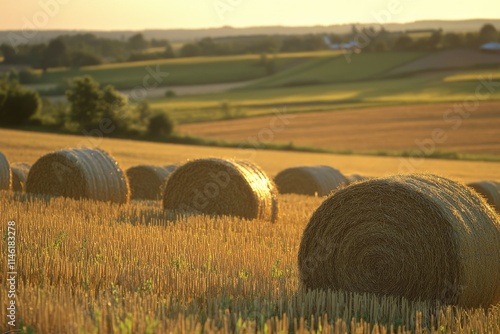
<box><xmin>1</xmin><ymin>129</ymin><xmax>500</xmax><ymax>333</ymax></box>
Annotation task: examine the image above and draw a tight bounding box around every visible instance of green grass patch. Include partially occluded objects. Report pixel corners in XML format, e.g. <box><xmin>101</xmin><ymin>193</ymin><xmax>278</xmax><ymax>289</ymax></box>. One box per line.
<box><xmin>443</xmin><ymin>67</ymin><xmax>500</xmax><ymax>83</ymax></box>
<box><xmin>31</xmin><ymin>51</ymin><xmax>341</xmax><ymax>91</ymax></box>
<box><xmin>149</xmin><ymin>69</ymin><xmax>500</xmax><ymax>124</ymax></box>
<box><xmin>247</xmin><ymin>51</ymin><xmax>428</xmax><ymax>88</ymax></box>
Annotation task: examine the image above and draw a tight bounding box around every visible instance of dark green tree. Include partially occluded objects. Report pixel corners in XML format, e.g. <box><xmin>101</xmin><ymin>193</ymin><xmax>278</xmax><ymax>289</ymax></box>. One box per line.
<box><xmin>427</xmin><ymin>30</ymin><xmax>442</xmax><ymax>50</ymax></box>
<box><xmin>101</xmin><ymin>84</ymin><xmax>128</xmax><ymax>130</ymax></box>
<box><xmin>394</xmin><ymin>35</ymin><xmax>413</xmax><ymax>51</ymax></box>
<box><xmin>128</xmin><ymin>33</ymin><xmax>149</xmax><ymax>51</ymax></box>
<box><xmin>180</xmin><ymin>43</ymin><xmax>202</xmax><ymax>57</ymax></box>
<box><xmin>164</xmin><ymin>43</ymin><xmax>175</xmax><ymax>58</ymax></box>
<box><xmin>68</xmin><ymin>50</ymin><xmax>102</xmax><ymax>68</ymax></box>
<box><xmin>147</xmin><ymin>112</ymin><xmax>175</xmax><ymax>137</ymax></box>
<box><xmin>0</xmin><ymin>79</ymin><xmax>41</xmax><ymax>126</ymax></box>
<box><xmin>42</xmin><ymin>38</ymin><xmax>68</xmax><ymax>71</ymax></box>
<box><xmin>0</xmin><ymin>44</ymin><xmax>16</xmax><ymax>64</ymax></box>
<box><xmin>66</xmin><ymin>76</ymin><xmax>104</xmax><ymax>130</ymax></box>
<box><xmin>443</xmin><ymin>32</ymin><xmax>464</xmax><ymax>48</ymax></box>
<box><xmin>66</xmin><ymin>76</ymin><xmax>130</xmax><ymax>132</ymax></box>
<box><xmin>479</xmin><ymin>24</ymin><xmax>498</xmax><ymax>43</ymax></box>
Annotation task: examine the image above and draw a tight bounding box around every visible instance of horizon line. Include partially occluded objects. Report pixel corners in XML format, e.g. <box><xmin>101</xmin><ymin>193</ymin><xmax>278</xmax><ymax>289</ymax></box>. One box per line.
<box><xmin>1</xmin><ymin>17</ymin><xmax>499</xmax><ymax>33</ymax></box>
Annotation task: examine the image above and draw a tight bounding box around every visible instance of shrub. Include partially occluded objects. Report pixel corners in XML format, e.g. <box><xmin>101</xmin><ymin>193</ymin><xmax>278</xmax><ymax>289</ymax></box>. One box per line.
<box><xmin>0</xmin><ymin>79</ymin><xmax>41</xmax><ymax>126</ymax></box>
<box><xmin>147</xmin><ymin>112</ymin><xmax>175</xmax><ymax>137</ymax></box>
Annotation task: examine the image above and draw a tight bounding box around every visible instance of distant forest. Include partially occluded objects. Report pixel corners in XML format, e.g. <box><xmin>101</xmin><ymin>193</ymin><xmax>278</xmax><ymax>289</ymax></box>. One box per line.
<box><xmin>0</xmin><ymin>22</ymin><xmax>498</xmax><ymax>77</ymax></box>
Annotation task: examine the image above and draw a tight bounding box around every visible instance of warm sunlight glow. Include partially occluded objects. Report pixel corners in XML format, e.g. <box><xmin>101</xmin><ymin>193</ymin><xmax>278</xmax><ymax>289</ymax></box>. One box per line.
<box><xmin>2</xmin><ymin>0</ymin><xmax>500</xmax><ymax>30</ymax></box>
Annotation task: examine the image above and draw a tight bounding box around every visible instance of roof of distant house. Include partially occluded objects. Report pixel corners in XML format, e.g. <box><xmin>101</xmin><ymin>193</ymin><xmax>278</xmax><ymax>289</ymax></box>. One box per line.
<box><xmin>480</xmin><ymin>42</ymin><xmax>500</xmax><ymax>50</ymax></box>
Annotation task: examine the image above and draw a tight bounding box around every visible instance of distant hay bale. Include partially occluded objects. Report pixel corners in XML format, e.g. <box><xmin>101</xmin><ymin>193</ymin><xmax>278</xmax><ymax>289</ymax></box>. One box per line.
<box><xmin>26</xmin><ymin>148</ymin><xmax>129</xmax><ymax>204</ymax></box>
<box><xmin>274</xmin><ymin>165</ymin><xmax>348</xmax><ymax>196</ymax></box>
<box><xmin>126</xmin><ymin>164</ymin><xmax>178</xmax><ymax>200</ymax></box>
<box><xmin>162</xmin><ymin>158</ymin><xmax>278</xmax><ymax>222</ymax></box>
<box><xmin>0</xmin><ymin>152</ymin><xmax>11</xmax><ymax>190</ymax></box>
<box><xmin>467</xmin><ymin>180</ymin><xmax>500</xmax><ymax>212</ymax></box>
<box><xmin>346</xmin><ymin>174</ymin><xmax>367</xmax><ymax>184</ymax></box>
<box><xmin>298</xmin><ymin>174</ymin><xmax>500</xmax><ymax>307</ymax></box>
<box><xmin>11</xmin><ymin>163</ymin><xmax>31</xmax><ymax>192</ymax></box>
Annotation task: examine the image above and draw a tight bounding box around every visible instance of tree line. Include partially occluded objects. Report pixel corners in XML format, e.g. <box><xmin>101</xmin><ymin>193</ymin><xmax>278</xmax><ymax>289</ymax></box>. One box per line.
<box><xmin>0</xmin><ymin>73</ymin><xmax>175</xmax><ymax>138</ymax></box>
<box><xmin>1</xmin><ymin>24</ymin><xmax>498</xmax><ymax>72</ymax></box>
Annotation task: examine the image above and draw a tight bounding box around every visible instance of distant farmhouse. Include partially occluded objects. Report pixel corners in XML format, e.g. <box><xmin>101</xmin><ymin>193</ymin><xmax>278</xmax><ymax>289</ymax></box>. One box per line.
<box><xmin>323</xmin><ymin>36</ymin><xmax>361</xmax><ymax>52</ymax></box>
<box><xmin>480</xmin><ymin>42</ymin><xmax>500</xmax><ymax>53</ymax></box>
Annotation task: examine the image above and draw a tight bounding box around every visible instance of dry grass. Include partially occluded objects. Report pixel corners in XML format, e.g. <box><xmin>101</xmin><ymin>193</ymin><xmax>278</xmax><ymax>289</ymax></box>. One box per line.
<box><xmin>0</xmin><ymin>191</ymin><xmax>499</xmax><ymax>333</ymax></box>
<box><xmin>0</xmin><ymin>132</ymin><xmax>500</xmax><ymax>332</ymax></box>
<box><xmin>179</xmin><ymin>101</ymin><xmax>500</xmax><ymax>155</ymax></box>
<box><xmin>1</xmin><ymin>129</ymin><xmax>500</xmax><ymax>185</ymax></box>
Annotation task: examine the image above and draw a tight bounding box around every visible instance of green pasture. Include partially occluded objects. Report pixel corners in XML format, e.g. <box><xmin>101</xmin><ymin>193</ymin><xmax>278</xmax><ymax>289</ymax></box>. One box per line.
<box><xmin>149</xmin><ymin>71</ymin><xmax>500</xmax><ymax>123</ymax></box>
<box><xmin>246</xmin><ymin>51</ymin><xmax>428</xmax><ymax>88</ymax></box>
<box><xmin>31</xmin><ymin>51</ymin><xmax>341</xmax><ymax>90</ymax></box>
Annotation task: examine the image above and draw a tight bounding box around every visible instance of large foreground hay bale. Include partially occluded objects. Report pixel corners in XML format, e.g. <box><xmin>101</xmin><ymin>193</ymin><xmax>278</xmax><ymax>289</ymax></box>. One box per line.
<box><xmin>274</xmin><ymin>165</ymin><xmax>348</xmax><ymax>196</ymax></box>
<box><xmin>467</xmin><ymin>180</ymin><xmax>500</xmax><ymax>212</ymax></box>
<box><xmin>163</xmin><ymin>158</ymin><xmax>278</xmax><ymax>222</ymax></box>
<box><xmin>126</xmin><ymin>164</ymin><xmax>178</xmax><ymax>200</ymax></box>
<box><xmin>298</xmin><ymin>174</ymin><xmax>500</xmax><ymax>307</ymax></box>
<box><xmin>0</xmin><ymin>151</ymin><xmax>11</xmax><ymax>190</ymax></box>
<box><xmin>26</xmin><ymin>148</ymin><xmax>129</xmax><ymax>204</ymax></box>
<box><xmin>11</xmin><ymin>163</ymin><xmax>31</xmax><ymax>192</ymax></box>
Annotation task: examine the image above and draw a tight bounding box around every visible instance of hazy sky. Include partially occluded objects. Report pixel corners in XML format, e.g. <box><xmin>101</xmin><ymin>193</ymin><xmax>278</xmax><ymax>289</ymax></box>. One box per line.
<box><xmin>2</xmin><ymin>0</ymin><xmax>500</xmax><ymax>30</ymax></box>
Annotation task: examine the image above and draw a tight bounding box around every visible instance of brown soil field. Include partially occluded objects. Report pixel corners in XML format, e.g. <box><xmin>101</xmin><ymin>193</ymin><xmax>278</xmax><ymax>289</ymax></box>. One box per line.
<box><xmin>387</xmin><ymin>49</ymin><xmax>500</xmax><ymax>75</ymax></box>
<box><xmin>179</xmin><ymin>101</ymin><xmax>500</xmax><ymax>155</ymax></box>
<box><xmin>1</xmin><ymin>128</ymin><xmax>499</xmax><ymax>183</ymax></box>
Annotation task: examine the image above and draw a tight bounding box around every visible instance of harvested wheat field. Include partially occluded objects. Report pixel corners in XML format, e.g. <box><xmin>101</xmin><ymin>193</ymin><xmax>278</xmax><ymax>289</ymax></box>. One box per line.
<box><xmin>1</xmin><ymin>129</ymin><xmax>500</xmax><ymax>332</ymax></box>
<box><xmin>1</xmin><ymin>129</ymin><xmax>500</xmax><ymax>183</ymax></box>
<box><xmin>179</xmin><ymin>101</ymin><xmax>500</xmax><ymax>155</ymax></box>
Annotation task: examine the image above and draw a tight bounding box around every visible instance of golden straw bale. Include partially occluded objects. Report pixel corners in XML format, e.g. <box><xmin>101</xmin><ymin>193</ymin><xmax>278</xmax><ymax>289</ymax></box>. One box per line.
<box><xmin>298</xmin><ymin>174</ymin><xmax>500</xmax><ymax>307</ymax></box>
<box><xmin>0</xmin><ymin>151</ymin><xmax>11</xmax><ymax>190</ymax></box>
<box><xmin>346</xmin><ymin>174</ymin><xmax>367</xmax><ymax>184</ymax></box>
<box><xmin>467</xmin><ymin>180</ymin><xmax>500</xmax><ymax>212</ymax></box>
<box><xmin>163</xmin><ymin>158</ymin><xmax>278</xmax><ymax>222</ymax></box>
<box><xmin>274</xmin><ymin>165</ymin><xmax>348</xmax><ymax>196</ymax></box>
<box><xmin>26</xmin><ymin>148</ymin><xmax>129</xmax><ymax>204</ymax></box>
<box><xmin>11</xmin><ymin>163</ymin><xmax>31</xmax><ymax>192</ymax></box>
<box><xmin>126</xmin><ymin>164</ymin><xmax>178</xmax><ymax>200</ymax></box>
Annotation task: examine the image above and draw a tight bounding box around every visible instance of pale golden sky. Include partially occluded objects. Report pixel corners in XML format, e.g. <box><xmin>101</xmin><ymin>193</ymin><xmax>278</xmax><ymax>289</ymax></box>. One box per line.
<box><xmin>1</xmin><ymin>0</ymin><xmax>500</xmax><ymax>30</ymax></box>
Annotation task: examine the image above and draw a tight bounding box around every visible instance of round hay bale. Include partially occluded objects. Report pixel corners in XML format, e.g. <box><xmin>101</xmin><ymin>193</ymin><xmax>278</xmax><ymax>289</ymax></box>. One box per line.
<box><xmin>346</xmin><ymin>174</ymin><xmax>366</xmax><ymax>184</ymax></box>
<box><xmin>126</xmin><ymin>164</ymin><xmax>178</xmax><ymax>200</ymax></box>
<box><xmin>0</xmin><ymin>151</ymin><xmax>11</xmax><ymax>190</ymax></box>
<box><xmin>274</xmin><ymin>165</ymin><xmax>348</xmax><ymax>196</ymax></box>
<box><xmin>162</xmin><ymin>158</ymin><xmax>278</xmax><ymax>222</ymax></box>
<box><xmin>11</xmin><ymin>163</ymin><xmax>31</xmax><ymax>192</ymax></box>
<box><xmin>467</xmin><ymin>180</ymin><xmax>500</xmax><ymax>212</ymax></box>
<box><xmin>298</xmin><ymin>174</ymin><xmax>500</xmax><ymax>307</ymax></box>
<box><xmin>26</xmin><ymin>148</ymin><xmax>129</xmax><ymax>204</ymax></box>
